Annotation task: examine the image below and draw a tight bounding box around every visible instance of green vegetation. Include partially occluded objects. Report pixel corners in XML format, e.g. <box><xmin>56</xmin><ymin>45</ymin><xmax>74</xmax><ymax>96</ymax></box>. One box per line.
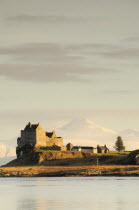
<box><xmin>114</xmin><ymin>136</ymin><xmax>125</xmax><ymax>152</ymax></box>
<box><xmin>4</xmin><ymin>150</ymin><xmax>132</xmax><ymax>167</ymax></box>
<box><xmin>108</xmin><ymin>151</ymin><xmax>129</xmax><ymax>155</ymax></box>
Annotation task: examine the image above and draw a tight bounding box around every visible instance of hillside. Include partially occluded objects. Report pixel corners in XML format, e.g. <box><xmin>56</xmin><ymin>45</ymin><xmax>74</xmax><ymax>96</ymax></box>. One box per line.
<box><xmin>2</xmin><ymin>118</ymin><xmax>139</xmax><ymax>165</ymax></box>
<box><xmin>1</xmin><ymin>150</ymin><xmax>139</xmax><ymax>177</ymax></box>
<box><xmin>4</xmin><ymin>150</ymin><xmax>131</xmax><ymax>167</ymax></box>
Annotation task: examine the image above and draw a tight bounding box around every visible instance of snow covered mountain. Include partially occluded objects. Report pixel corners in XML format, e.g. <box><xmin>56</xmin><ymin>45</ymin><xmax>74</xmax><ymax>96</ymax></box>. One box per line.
<box><xmin>56</xmin><ymin>118</ymin><xmax>139</xmax><ymax>150</ymax></box>
<box><xmin>56</xmin><ymin>118</ymin><xmax>118</xmax><ymax>148</ymax></box>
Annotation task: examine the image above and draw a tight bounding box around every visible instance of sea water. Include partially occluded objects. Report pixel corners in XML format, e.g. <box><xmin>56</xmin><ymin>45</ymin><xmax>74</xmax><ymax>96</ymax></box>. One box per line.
<box><xmin>0</xmin><ymin>177</ymin><xmax>139</xmax><ymax>210</ymax></box>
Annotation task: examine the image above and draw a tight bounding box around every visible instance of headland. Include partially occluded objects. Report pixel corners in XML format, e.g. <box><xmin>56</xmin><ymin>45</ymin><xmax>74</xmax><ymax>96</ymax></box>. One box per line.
<box><xmin>1</xmin><ymin>122</ymin><xmax>139</xmax><ymax>177</ymax></box>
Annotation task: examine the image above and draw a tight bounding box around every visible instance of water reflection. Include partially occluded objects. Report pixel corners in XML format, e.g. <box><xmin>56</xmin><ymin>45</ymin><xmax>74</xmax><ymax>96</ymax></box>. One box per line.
<box><xmin>18</xmin><ymin>198</ymin><xmax>67</xmax><ymax>210</ymax></box>
<box><xmin>0</xmin><ymin>177</ymin><xmax>139</xmax><ymax>210</ymax></box>
<box><xmin>18</xmin><ymin>199</ymin><xmax>39</xmax><ymax>210</ymax></box>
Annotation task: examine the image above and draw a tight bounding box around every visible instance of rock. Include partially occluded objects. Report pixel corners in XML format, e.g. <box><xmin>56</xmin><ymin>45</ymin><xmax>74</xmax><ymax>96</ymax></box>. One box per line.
<box><xmin>128</xmin><ymin>150</ymin><xmax>139</xmax><ymax>164</ymax></box>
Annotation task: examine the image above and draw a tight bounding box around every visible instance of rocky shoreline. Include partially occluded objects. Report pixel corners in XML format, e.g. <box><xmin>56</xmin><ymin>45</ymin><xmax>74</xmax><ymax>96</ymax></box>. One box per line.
<box><xmin>1</xmin><ymin>165</ymin><xmax>139</xmax><ymax>177</ymax></box>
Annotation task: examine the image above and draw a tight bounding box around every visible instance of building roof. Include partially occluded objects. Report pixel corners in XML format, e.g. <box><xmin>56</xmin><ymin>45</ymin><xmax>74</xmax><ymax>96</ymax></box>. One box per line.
<box><xmin>72</xmin><ymin>146</ymin><xmax>96</xmax><ymax>150</ymax></box>
<box><xmin>81</xmin><ymin>146</ymin><xmax>96</xmax><ymax>149</ymax></box>
<box><xmin>73</xmin><ymin>146</ymin><xmax>81</xmax><ymax>149</ymax></box>
<box><xmin>98</xmin><ymin>146</ymin><xmax>105</xmax><ymax>149</ymax></box>
<box><xmin>97</xmin><ymin>145</ymin><xmax>109</xmax><ymax>150</ymax></box>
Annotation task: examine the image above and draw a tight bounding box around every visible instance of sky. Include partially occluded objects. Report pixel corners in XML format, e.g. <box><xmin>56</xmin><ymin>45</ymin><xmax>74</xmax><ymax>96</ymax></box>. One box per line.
<box><xmin>0</xmin><ymin>0</ymin><xmax>139</xmax><ymax>141</ymax></box>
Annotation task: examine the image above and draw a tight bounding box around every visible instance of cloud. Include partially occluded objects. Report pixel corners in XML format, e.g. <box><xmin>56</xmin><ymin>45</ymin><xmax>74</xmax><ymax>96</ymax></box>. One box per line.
<box><xmin>124</xmin><ymin>36</ymin><xmax>139</xmax><ymax>42</ymax></box>
<box><xmin>5</xmin><ymin>14</ymin><xmax>89</xmax><ymax>23</ymax></box>
<box><xmin>0</xmin><ymin>42</ymin><xmax>84</xmax><ymax>63</ymax></box>
<box><xmin>55</xmin><ymin>40</ymin><xmax>139</xmax><ymax>60</ymax></box>
<box><xmin>0</xmin><ymin>63</ymin><xmax>117</xmax><ymax>83</ymax></box>
<box><xmin>101</xmin><ymin>48</ymin><xmax>139</xmax><ymax>59</ymax></box>
<box><xmin>102</xmin><ymin>90</ymin><xmax>135</xmax><ymax>95</ymax></box>
<box><xmin>66</xmin><ymin>43</ymin><xmax>139</xmax><ymax>60</ymax></box>
<box><xmin>0</xmin><ymin>42</ymin><xmax>111</xmax><ymax>56</ymax></box>
<box><xmin>0</xmin><ymin>42</ymin><xmax>119</xmax><ymax>82</ymax></box>
<box><xmin>0</xmin><ymin>43</ymin><xmax>66</xmax><ymax>55</ymax></box>
<box><xmin>0</xmin><ymin>42</ymin><xmax>114</xmax><ymax>63</ymax></box>
<box><xmin>66</xmin><ymin>43</ymin><xmax>111</xmax><ymax>50</ymax></box>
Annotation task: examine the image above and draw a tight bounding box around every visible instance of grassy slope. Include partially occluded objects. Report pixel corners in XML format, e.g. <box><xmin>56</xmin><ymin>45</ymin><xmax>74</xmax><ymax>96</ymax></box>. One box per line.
<box><xmin>4</xmin><ymin>150</ymin><xmax>131</xmax><ymax>167</ymax></box>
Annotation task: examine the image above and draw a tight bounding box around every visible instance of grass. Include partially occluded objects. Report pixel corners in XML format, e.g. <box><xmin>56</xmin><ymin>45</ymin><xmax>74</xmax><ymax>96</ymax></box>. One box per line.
<box><xmin>36</xmin><ymin>148</ymin><xmax>130</xmax><ymax>155</ymax></box>
<box><xmin>4</xmin><ymin>150</ymin><xmax>131</xmax><ymax>167</ymax></box>
<box><xmin>108</xmin><ymin>151</ymin><xmax>130</xmax><ymax>155</ymax></box>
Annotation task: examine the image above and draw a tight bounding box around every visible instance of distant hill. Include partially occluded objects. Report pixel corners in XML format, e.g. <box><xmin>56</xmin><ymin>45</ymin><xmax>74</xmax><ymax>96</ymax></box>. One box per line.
<box><xmin>56</xmin><ymin>118</ymin><xmax>117</xmax><ymax>148</ymax></box>
<box><xmin>0</xmin><ymin>141</ymin><xmax>16</xmax><ymax>165</ymax></box>
<box><xmin>56</xmin><ymin>118</ymin><xmax>139</xmax><ymax>150</ymax></box>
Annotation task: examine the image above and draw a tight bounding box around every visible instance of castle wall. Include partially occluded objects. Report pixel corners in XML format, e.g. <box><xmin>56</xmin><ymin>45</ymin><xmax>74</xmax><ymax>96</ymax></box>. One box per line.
<box><xmin>46</xmin><ymin>137</ymin><xmax>63</xmax><ymax>147</ymax></box>
<box><xmin>62</xmin><ymin>146</ymin><xmax>67</xmax><ymax>151</ymax></box>
<box><xmin>35</xmin><ymin>126</ymin><xmax>63</xmax><ymax>148</ymax></box>
<box><xmin>41</xmin><ymin>146</ymin><xmax>62</xmax><ymax>151</ymax></box>
<box><xmin>18</xmin><ymin>130</ymin><xmax>36</xmax><ymax>146</ymax></box>
<box><xmin>35</xmin><ymin>129</ymin><xmax>47</xmax><ymax>147</ymax></box>
<box><xmin>17</xmin><ymin>123</ymin><xmax>64</xmax><ymax>156</ymax></box>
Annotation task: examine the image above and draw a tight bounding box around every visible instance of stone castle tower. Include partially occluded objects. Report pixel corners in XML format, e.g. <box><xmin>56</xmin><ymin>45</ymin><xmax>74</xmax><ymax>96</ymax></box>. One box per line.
<box><xmin>17</xmin><ymin>122</ymin><xmax>63</xmax><ymax>148</ymax></box>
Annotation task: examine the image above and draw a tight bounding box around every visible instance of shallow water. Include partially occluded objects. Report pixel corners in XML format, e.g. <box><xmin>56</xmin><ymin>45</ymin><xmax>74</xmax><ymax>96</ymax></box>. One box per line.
<box><xmin>0</xmin><ymin>177</ymin><xmax>139</xmax><ymax>210</ymax></box>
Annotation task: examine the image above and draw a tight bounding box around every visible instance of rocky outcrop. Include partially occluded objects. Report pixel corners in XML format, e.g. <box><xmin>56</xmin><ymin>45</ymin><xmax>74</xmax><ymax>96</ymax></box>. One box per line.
<box><xmin>128</xmin><ymin>150</ymin><xmax>139</xmax><ymax>164</ymax></box>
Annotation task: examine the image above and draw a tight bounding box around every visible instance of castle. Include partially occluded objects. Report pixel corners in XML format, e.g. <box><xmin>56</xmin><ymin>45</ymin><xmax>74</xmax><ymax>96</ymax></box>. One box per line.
<box><xmin>16</xmin><ymin>122</ymin><xmax>109</xmax><ymax>158</ymax></box>
<box><xmin>16</xmin><ymin>122</ymin><xmax>63</xmax><ymax>157</ymax></box>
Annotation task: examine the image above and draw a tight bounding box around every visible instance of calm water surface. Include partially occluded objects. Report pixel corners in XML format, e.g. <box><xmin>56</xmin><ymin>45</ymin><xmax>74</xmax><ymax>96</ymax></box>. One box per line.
<box><xmin>0</xmin><ymin>177</ymin><xmax>139</xmax><ymax>210</ymax></box>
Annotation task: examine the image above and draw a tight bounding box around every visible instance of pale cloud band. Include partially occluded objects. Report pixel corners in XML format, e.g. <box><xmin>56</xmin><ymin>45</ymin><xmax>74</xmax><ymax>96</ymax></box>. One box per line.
<box><xmin>0</xmin><ymin>63</ymin><xmax>117</xmax><ymax>83</ymax></box>
<box><xmin>0</xmin><ymin>42</ymin><xmax>118</xmax><ymax>82</ymax></box>
<box><xmin>5</xmin><ymin>14</ymin><xmax>90</xmax><ymax>23</ymax></box>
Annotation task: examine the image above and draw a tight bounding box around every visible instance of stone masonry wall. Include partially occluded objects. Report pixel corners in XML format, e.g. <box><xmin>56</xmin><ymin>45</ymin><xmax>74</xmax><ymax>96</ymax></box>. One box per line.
<box><xmin>46</xmin><ymin>138</ymin><xmax>63</xmax><ymax>147</ymax></box>
<box><xmin>18</xmin><ymin>130</ymin><xmax>36</xmax><ymax>146</ymax></box>
<box><xmin>36</xmin><ymin>129</ymin><xmax>47</xmax><ymax>147</ymax></box>
<box><xmin>17</xmin><ymin>123</ymin><xmax>63</xmax><ymax>149</ymax></box>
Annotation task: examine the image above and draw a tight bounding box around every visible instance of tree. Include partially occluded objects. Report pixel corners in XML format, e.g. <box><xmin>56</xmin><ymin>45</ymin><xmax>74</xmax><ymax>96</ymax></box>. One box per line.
<box><xmin>114</xmin><ymin>136</ymin><xmax>125</xmax><ymax>152</ymax></box>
